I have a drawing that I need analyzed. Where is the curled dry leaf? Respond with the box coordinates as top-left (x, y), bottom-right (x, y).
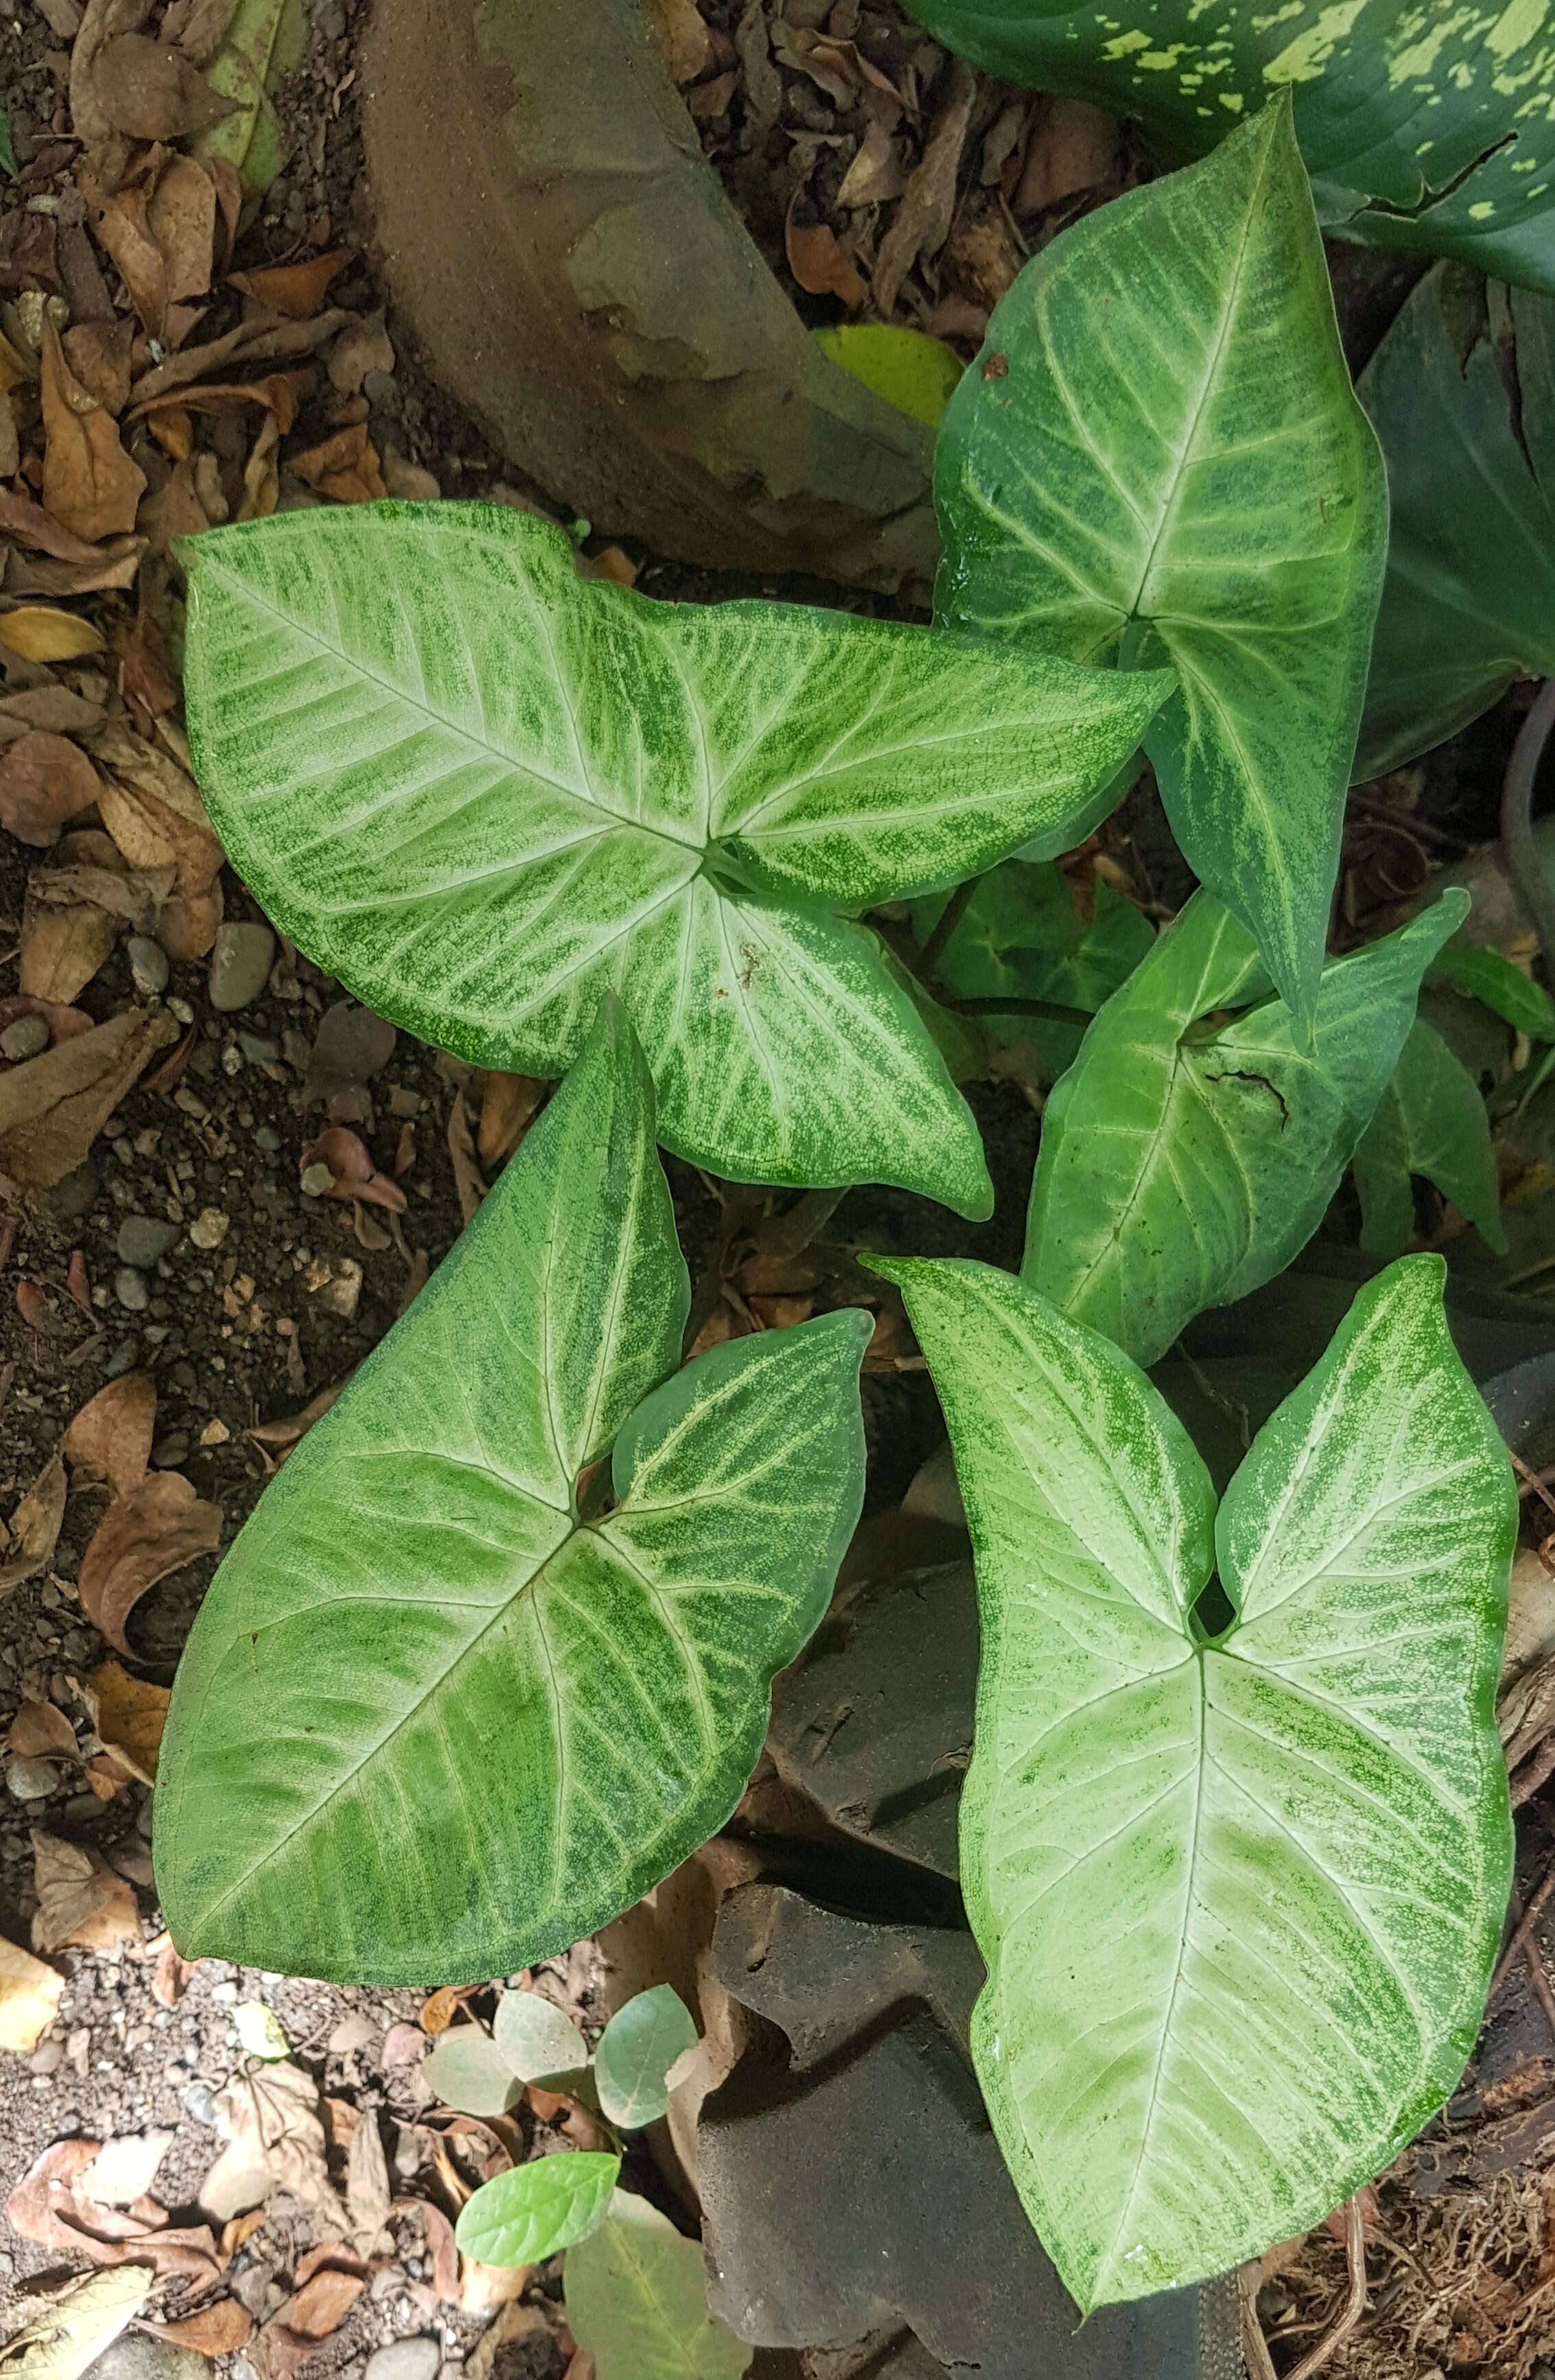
top-left (30, 1831), bottom-right (141, 1956)
top-left (142, 2299), bottom-right (254, 2359)
top-left (8, 1697), bottom-right (77, 1759)
top-left (0, 732), bottom-right (103, 849)
top-left (246, 1372), bottom-right (352, 1452)
top-left (93, 720), bottom-right (224, 959)
top-left (288, 423), bottom-right (386, 504)
top-left (78, 1471), bottom-right (222, 1658)
top-left (1, 688), bottom-right (106, 734)
top-left (446, 1092), bottom-right (486, 1226)
top-left (872, 59), bottom-right (978, 318)
top-left (62, 320), bottom-right (136, 416)
top-left (0, 1007), bottom-right (178, 1186)
top-left (69, 0), bottom-right (158, 147)
top-left (199, 2060), bottom-right (346, 2227)
top-left (41, 322), bottom-right (147, 546)
top-left (300, 1126), bottom-right (407, 1212)
top-left (0, 1450), bottom-right (67, 1597)
top-left (147, 154), bottom-right (219, 305)
top-left (84, 1660), bottom-right (170, 1786)
top-left (18, 891), bottom-right (119, 1006)
top-left (0, 489), bottom-right (112, 563)
top-left (649, 0), bottom-right (711, 80)
top-left (784, 198), bottom-right (867, 307)
top-left (0, 608), bottom-right (108, 662)
top-left (7, 2138), bottom-right (221, 2281)
top-left (0, 1933), bottom-right (65, 2054)
top-left (7, 539), bottom-right (147, 601)
top-left (230, 248), bottom-right (350, 318)
top-left (150, 1932), bottom-right (196, 2008)
top-left (93, 34), bottom-right (234, 138)
top-left (0, 2264), bottom-right (154, 2380)
top-left (64, 1371), bottom-right (156, 1498)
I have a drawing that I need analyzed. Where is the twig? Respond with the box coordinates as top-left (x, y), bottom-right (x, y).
top-left (942, 994), bottom-right (1095, 1028)
top-left (1525, 1930), bottom-right (1555, 2038)
top-left (1283, 2196), bottom-right (1367, 2380)
top-left (1512, 1449), bottom-right (1555, 1530)
top-left (1490, 1848), bottom-right (1555, 1999)
top-left (1512, 1734), bottom-right (1555, 1811)
top-left (1239, 2264), bottom-right (1280, 2380)
top-left (1347, 789), bottom-right (1467, 850)
top-left (1501, 677), bottom-right (1555, 980)
top-left (919, 876), bottom-right (978, 976)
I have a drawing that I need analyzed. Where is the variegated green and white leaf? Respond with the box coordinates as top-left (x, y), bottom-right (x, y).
top-left (179, 501), bottom-right (1169, 1216)
top-left (154, 1005), bottom-right (870, 1985)
top-left (1022, 889), bottom-right (1467, 1366)
top-left (870, 1253), bottom-right (1513, 2308)
top-left (934, 97), bottom-right (1386, 1026)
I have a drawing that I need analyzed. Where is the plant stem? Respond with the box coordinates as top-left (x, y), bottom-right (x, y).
top-left (1501, 677), bottom-right (1555, 978)
top-left (1283, 2196), bottom-right (1366, 2380)
top-left (943, 994), bottom-right (1094, 1029)
top-left (918, 876), bottom-right (978, 977)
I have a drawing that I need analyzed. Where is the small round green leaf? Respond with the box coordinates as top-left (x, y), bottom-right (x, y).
top-left (593, 1987), bottom-right (697, 2130)
top-left (454, 2152), bottom-right (620, 2266)
top-left (422, 2028), bottom-right (522, 2120)
top-left (566, 2190), bottom-right (749, 2379)
top-left (492, 1989), bottom-right (588, 2083)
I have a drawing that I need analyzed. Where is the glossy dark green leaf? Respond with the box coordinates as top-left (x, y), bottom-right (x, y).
top-left (911, 860), bottom-right (1153, 1074)
top-left (901, 0), bottom-right (1555, 287)
top-left (935, 97), bottom-right (1386, 1025)
top-left (1357, 267), bottom-right (1555, 776)
top-left (1023, 889), bottom-right (1467, 1365)
top-left (1353, 1018), bottom-right (1507, 1258)
top-left (154, 1005), bottom-right (871, 1985)
top-left (455, 2153), bottom-right (620, 2265)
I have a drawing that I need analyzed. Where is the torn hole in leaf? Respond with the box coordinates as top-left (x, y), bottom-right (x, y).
top-left (1190, 1574), bottom-right (1236, 1644)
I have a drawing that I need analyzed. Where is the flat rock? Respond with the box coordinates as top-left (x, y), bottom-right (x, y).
top-left (208, 921), bottom-right (276, 1012)
top-left (365, 2339), bottom-right (442, 2380)
top-left (84, 2335), bottom-right (210, 2380)
top-left (127, 935), bottom-right (169, 996)
top-left (699, 1884), bottom-right (1234, 2378)
top-left (116, 1215), bottom-right (179, 1269)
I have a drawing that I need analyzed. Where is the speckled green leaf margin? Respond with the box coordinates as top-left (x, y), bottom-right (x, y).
top-left (177, 500), bottom-right (1170, 1218)
top-left (1023, 889), bottom-right (1468, 1366)
top-left (935, 96), bottom-right (1386, 1029)
top-left (867, 1251), bottom-right (1513, 2308)
top-left (154, 1005), bottom-right (871, 1986)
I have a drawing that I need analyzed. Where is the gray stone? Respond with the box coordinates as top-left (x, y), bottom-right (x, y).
top-left (105, 1337), bottom-right (141, 1379)
top-left (117, 1216), bottom-right (179, 1270)
top-left (0, 1013), bottom-right (49, 1061)
top-left (208, 922), bottom-right (276, 1012)
top-left (29, 2038), bottom-right (62, 2074)
top-left (180, 2082), bottom-right (217, 2125)
top-left (84, 2331), bottom-right (210, 2380)
top-left (6, 1757), bottom-right (60, 1800)
top-left (127, 937), bottom-right (170, 997)
top-left (113, 1266), bottom-right (150, 1313)
top-left (189, 1207), bottom-right (230, 1250)
top-left (364, 2340), bottom-right (442, 2380)
top-left (254, 1125), bottom-right (283, 1154)
top-left (238, 1032), bottom-right (282, 1063)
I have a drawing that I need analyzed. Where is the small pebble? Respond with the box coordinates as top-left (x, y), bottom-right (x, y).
top-left (254, 1125), bottom-right (283, 1154)
top-left (0, 1013), bottom-right (49, 1061)
top-left (105, 1336), bottom-right (141, 1379)
top-left (239, 1032), bottom-right (282, 1063)
top-left (365, 2340), bottom-right (442, 2380)
top-left (182, 2082), bottom-right (217, 2125)
top-left (127, 936), bottom-right (169, 996)
top-left (29, 2039), bottom-right (62, 2075)
top-left (113, 1266), bottom-right (150, 1313)
top-left (208, 921), bottom-right (276, 1013)
top-left (189, 1207), bottom-right (230, 1250)
top-left (167, 996), bottom-right (195, 1026)
top-left (6, 1757), bottom-right (60, 1801)
top-left (117, 1216), bottom-right (179, 1269)
top-left (299, 1163), bottom-right (334, 1197)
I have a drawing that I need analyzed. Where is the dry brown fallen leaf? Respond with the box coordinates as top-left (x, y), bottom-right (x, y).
top-left (328, 311), bottom-right (394, 398)
top-left (92, 32), bottom-right (233, 138)
top-left (6, 538), bottom-right (146, 601)
top-left (345, 2108), bottom-right (392, 2248)
top-left (0, 1450), bottom-right (67, 1598)
top-left (200, 2060), bottom-right (346, 2227)
top-left (78, 1471), bottom-right (222, 1658)
top-left (30, 1830), bottom-right (140, 1956)
top-left (0, 2263), bottom-right (154, 2380)
top-left (477, 1073), bottom-right (544, 1170)
top-left (8, 1696), bottom-right (77, 1759)
top-left (300, 1125), bottom-right (407, 1214)
top-left (40, 320), bottom-right (147, 546)
top-left (0, 1006), bottom-right (178, 1186)
top-left (63, 319), bottom-right (136, 416)
top-left (8, 2137), bottom-right (221, 2281)
top-left (64, 1370), bottom-right (156, 1498)
top-left (230, 248), bottom-right (351, 319)
top-left (82, 1660), bottom-right (169, 1786)
top-left (141, 2299), bottom-right (254, 2359)
top-left (0, 731), bottom-right (102, 849)
top-left (0, 608), bottom-right (108, 662)
top-left (0, 1933), bottom-right (64, 2053)
top-left (93, 720), bottom-right (224, 960)
top-left (289, 422), bottom-right (386, 504)
top-left (446, 1092), bottom-right (486, 1226)
top-left (784, 197), bottom-right (866, 307)
top-left (0, 489), bottom-right (110, 562)
top-left (649, 0), bottom-right (711, 80)
top-left (18, 891), bottom-right (119, 1006)
top-left (872, 58), bottom-right (978, 318)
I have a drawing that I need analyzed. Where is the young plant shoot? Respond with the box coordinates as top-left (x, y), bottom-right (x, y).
top-left (175, 498), bottom-right (1168, 1218)
top-left (869, 1251), bottom-right (1515, 2307)
top-left (152, 1002), bottom-right (871, 1983)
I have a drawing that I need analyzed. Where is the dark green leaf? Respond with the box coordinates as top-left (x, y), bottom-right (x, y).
top-left (1434, 946), bottom-right (1555, 1043)
top-left (1353, 1017), bottom-right (1507, 1258)
top-left (911, 860), bottom-right (1153, 1073)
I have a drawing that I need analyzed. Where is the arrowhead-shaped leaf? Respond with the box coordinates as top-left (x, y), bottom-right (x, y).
top-left (869, 1252), bottom-right (1514, 2307)
top-left (934, 96), bottom-right (1386, 1025)
top-left (154, 1005), bottom-right (871, 1985)
top-left (1022, 889), bottom-right (1468, 1365)
top-left (1357, 267), bottom-right (1555, 776)
top-left (455, 2152), bottom-right (620, 2265)
top-left (593, 1986), bottom-right (697, 2130)
top-left (566, 2191), bottom-right (750, 2380)
top-left (1353, 1017), bottom-right (1506, 1260)
top-left (178, 500), bottom-right (1169, 1217)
